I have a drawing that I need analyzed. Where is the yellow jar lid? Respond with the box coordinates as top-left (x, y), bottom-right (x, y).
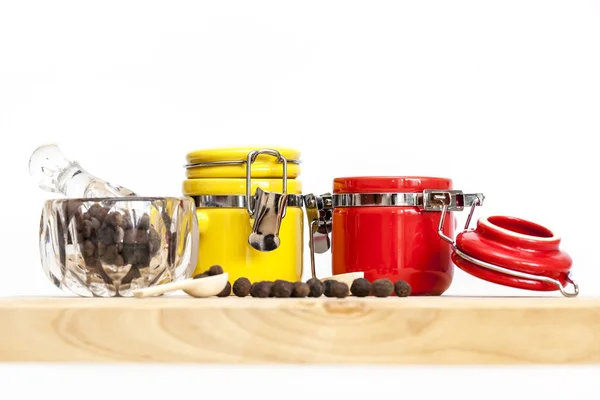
top-left (183, 178), bottom-right (303, 196)
top-left (185, 146), bottom-right (301, 179)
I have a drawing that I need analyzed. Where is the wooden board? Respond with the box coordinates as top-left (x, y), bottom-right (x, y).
top-left (1, 296), bottom-right (599, 364)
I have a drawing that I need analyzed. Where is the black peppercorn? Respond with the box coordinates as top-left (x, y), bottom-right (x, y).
top-left (88, 204), bottom-right (108, 223)
top-left (66, 200), bottom-right (83, 223)
top-left (135, 229), bottom-right (149, 245)
top-left (292, 282), bottom-right (310, 298)
top-left (323, 280), bottom-right (335, 297)
top-left (83, 220), bottom-right (94, 239)
top-left (83, 240), bottom-right (95, 257)
top-left (106, 211), bottom-right (123, 228)
top-left (233, 277), bottom-right (252, 297)
top-left (97, 242), bottom-right (106, 256)
top-left (97, 225), bottom-right (116, 245)
top-left (208, 265), bottom-right (224, 276)
top-left (123, 229), bottom-right (136, 245)
top-left (120, 212), bottom-right (132, 230)
top-left (350, 278), bottom-right (371, 297)
top-left (330, 281), bottom-right (349, 298)
top-left (306, 277), bottom-right (325, 297)
top-left (138, 214), bottom-right (151, 230)
top-left (132, 248), bottom-right (150, 265)
top-left (250, 281), bottom-right (273, 298)
top-left (114, 227), bottom-right (125, 244)
top-left (90, 217), bottom-right (101, 231)
top-left (394, 280), bottom-right (412, 297)
top-left (217, 281), bottom-right (231, 297)
top-left (101, 244), bottom-right (119, 264)
top-left (272, 280), bottom-right (294, 298)
top-left (371, 278), bottom-right (394, 297)
top-left (148, 228), bottom-right (160, 254)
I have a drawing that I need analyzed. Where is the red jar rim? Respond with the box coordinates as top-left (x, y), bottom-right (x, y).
top-left (333, 176), bottom-right (453, 194)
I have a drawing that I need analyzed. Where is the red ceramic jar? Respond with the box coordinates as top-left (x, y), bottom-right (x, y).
top-left (330, 176), bottom-right (456, 296)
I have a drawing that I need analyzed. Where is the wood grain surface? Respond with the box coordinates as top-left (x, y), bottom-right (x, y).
top-left (1, 296), bottom-right (599, 364)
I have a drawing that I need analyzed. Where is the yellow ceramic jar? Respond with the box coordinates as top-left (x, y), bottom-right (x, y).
top-left (183, 147), bottom-right (304, 284)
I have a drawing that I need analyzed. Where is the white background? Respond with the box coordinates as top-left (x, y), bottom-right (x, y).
top-left (1, 0), bottom-right (599, 398)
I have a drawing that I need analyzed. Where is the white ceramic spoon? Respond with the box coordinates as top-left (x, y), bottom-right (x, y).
top-left (320, 272), bottom-right (364, 287)
top-left (132, 273), bottom-right (229, 298)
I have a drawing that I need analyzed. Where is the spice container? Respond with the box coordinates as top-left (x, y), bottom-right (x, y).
top-left (183, 147), bottom-right (304, 284)
top-left (39, 197), bottom-right (198, 297)
top-left (304, 176), bottom-right (578, 297)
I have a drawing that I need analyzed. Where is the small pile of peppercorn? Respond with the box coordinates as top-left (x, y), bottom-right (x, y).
top-left (193, 267), bottom-right (412, 298)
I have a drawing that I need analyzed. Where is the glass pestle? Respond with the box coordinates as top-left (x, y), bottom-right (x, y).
top-left (29, 144), bottom-right (137, 198)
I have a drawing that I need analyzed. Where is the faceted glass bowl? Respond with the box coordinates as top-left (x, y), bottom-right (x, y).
top-left (39, 197), bottom-right (198, 297)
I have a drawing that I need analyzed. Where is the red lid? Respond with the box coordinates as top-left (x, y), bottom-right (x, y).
top-left (452, 215), bottom-right (577, 296)
top-left (333, 176), bottom-right (452, 194)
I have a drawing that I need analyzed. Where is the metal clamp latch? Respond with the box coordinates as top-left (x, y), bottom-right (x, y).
top-left (246, 149), bottom-right (289, 252)
top-left (303, 193), bottom-right (333, 278)
top-left (423, 190), bottom-right (485, 212)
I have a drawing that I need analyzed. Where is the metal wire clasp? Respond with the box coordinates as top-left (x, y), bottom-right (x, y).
top-left (245, 149), bottom-right (288, 216)
top-left (303, 193), bottom-right (333, 278)
top-left (434, 191), bottom-right (579, 298)
top-left (245, 149), bottom-right (289, 252)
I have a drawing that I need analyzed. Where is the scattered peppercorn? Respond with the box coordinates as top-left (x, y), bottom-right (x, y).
top-left (394, 280), bottom-right (412, 297)
top-left (250, 281), bottom-right (273, 298)
top-left (208, 265), bottom-right (224, 276)
top-left (371, 278), bottom-right (394, 297)
top-left (306, 277), bottom-right (325, 297)
top-left (217, 281), bottom-right (231, 297)
top-left (323, 280), bottom-right (336, 297)
top-left (350, 278), bottom-right (371, 297)
top-left (272, 280), bottom-right (294, 298)
top-left (330, 281), bottom-right (349, 298)
top-left (292, 282), bottom-right (310, 298)
top-left (233, 277), bottom-right (252, 297)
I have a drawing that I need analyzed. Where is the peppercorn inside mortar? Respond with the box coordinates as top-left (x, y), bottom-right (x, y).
top-left (40, 197), bottom-right (198, 297)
